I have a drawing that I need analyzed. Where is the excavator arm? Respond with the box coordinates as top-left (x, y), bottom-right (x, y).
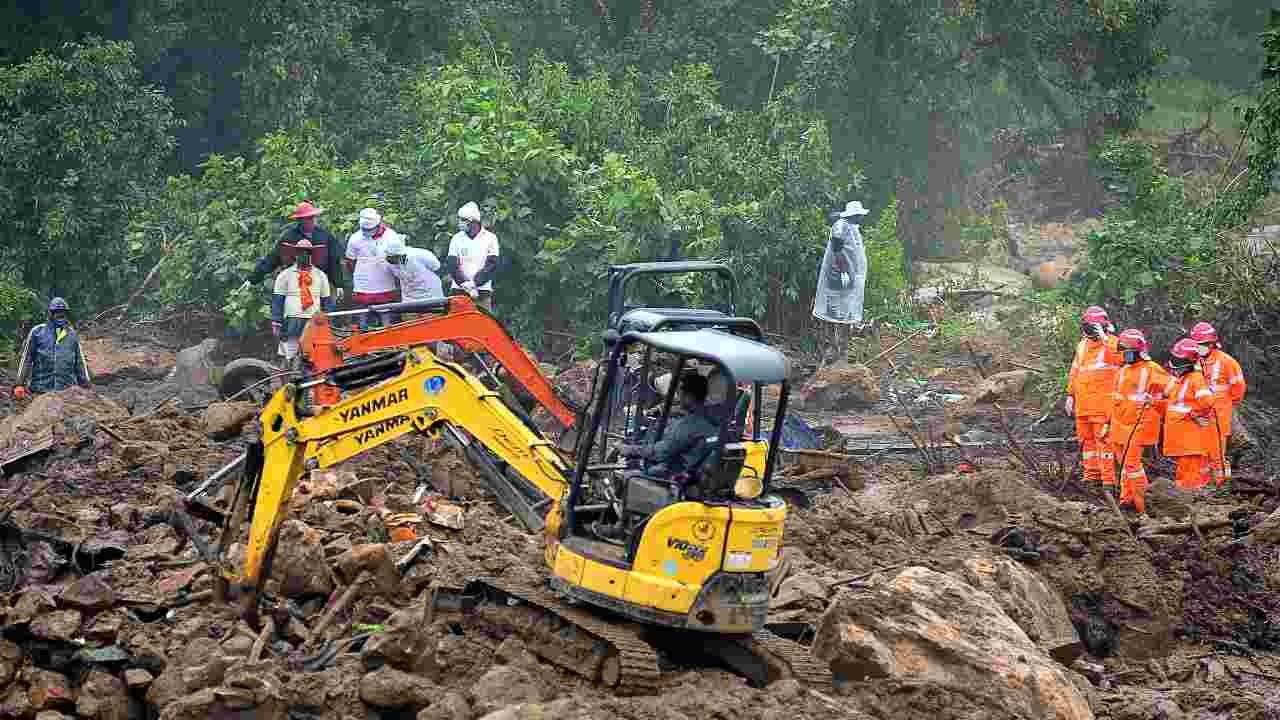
top-left (300, 295), bottom-right (579, 429)
top-left (215, 346), bottom-right (572, 616)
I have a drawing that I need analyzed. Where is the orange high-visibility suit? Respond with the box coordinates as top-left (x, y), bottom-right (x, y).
top-left (1201, 348), bottom-right (1245, 486)
top-left (1161, 370), bottom-right (1216, 491)
top-left (1068, 335), bottom-right (1121, 486)
top-left (1110, 360), bottom-right (1169, 513)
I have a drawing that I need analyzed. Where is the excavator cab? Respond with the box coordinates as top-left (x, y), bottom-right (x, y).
top-left (548, 329), bottom-right (790, 638)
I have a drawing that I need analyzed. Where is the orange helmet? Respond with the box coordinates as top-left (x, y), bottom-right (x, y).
top-left (1188, 321), bottom-right (1217, 344)
top-left (1117, 329), bottom-right (1149, 353)
top-left (1081, 306), bottom-right (1109, 324)
top-left (1170, 338), bottom-right (1202, 361)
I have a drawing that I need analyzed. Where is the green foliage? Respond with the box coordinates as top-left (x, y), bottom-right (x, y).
top-left (0, 271), bottom-right (36, 359)
top-left (862, 197), bottom-right (908, 322)
top-left (0, 39), bottom-right (177, 308)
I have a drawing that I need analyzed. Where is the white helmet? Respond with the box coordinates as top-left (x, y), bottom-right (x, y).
top-left (381, 236), bottom-right (406, 256)
top-left (358, 208), bottom-right (381, 230)
top-left (457, 201), bottom-right (482, 223)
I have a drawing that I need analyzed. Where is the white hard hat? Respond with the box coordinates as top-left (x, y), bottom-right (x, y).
top-left (457, 201), bottom-right (482, 223)
top-left (381, 236), bottom-right (406, 256)
top-left (358, 208), bottom-right (382, 229)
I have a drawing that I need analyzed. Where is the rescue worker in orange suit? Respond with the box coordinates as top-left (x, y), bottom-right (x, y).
top-left (1187, 321), bottom-right (1245, 487)
top-left (1162, 339), bottom-right (1218, 491)
top-left (1066, 306), bottom-right (1122, 491)
top-left (1109, 330), bottom-right (1169, 514)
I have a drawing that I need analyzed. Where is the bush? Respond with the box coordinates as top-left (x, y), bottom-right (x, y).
top-left (863, 196), bottom-right (908, 323)
top-left (0, 272), bottom-right (36, 360)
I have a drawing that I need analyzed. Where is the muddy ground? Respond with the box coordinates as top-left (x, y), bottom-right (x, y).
top-left (0, 325), bottom-right (1276, 720)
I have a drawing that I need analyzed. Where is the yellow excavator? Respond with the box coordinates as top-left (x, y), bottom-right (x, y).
top-left (212, 326), bottom-right (827, 690)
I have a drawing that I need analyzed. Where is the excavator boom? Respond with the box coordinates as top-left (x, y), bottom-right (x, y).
top-left (300, 295), bottom-right (579, 429)
top-left (216, 346), bottom-right (572, 610)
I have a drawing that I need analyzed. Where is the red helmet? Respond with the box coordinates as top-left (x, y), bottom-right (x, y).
top-left (1081, 306), bottom-right (1109, 324)
top-left (1188, 321), bottom-right (1217, 344)
top-left (1170, 338), bottom-right (1202, 361)
top-left (1117, 329), bottom-right (1149, 353)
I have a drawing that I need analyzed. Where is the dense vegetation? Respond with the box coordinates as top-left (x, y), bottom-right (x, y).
top-left (0, 0), bottom-right (1273, 356)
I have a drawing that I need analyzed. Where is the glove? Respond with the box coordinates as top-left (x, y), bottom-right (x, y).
top-left (1064, 396), bottom-right (1074, 416)
top-left (336, 287), bottom-right (345, 302)
top-left (841, 272), bottom-right (851, 288)
top-left (1194, 416), bottom-right (1211, 427)
top-left (13, 386), bottom-right (28, 400)
top-left (271, 322), bottom-right (282, 338)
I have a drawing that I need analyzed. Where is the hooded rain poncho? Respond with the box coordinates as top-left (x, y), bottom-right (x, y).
top-left (812, 218), bottom-right (867, 324)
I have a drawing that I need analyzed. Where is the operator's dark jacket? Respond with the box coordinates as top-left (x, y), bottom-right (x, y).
top-left (16, 322), bottom-right (91, 393)
top-left (250, 223), bottom-right (345, 289)
top-left (648, 402), bottom-right (721, 473)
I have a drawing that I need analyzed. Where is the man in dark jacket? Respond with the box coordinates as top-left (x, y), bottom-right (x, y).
top-left (14, 297), bottom-right (91, 398)
top-left (621, 373), bottom-right (721, 474)
top-left (249, 201), bottom-right (345, 298)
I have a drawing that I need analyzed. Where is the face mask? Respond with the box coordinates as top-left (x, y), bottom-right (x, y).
top-left (457, 221), bottom-right (469, 234)
top-left (1123, 350), bottom-right (1140, 364)
top-left (298, 255), bottom-right (312, 268)
top-left (51, 317), bottom-right (67, 328)
top-left (1169, 361), bottom-right (1191, 376)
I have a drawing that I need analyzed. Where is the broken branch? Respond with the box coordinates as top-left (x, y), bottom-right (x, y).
top-left (308, 571), bottom-right (371, 646)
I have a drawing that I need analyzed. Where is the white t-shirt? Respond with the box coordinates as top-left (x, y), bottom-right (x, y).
top-left (391, 246), bottom-right (443, 301)
top-left (273, 266), bottom-right (332, 318)
top-left (346, 229), bottom-right (399, 294)
top-left (446, 228), bottom-right (500, 291)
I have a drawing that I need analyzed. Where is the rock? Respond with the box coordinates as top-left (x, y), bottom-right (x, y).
top-left (476, 700), bottom-right (577, 720)
top-left (75, 670), bottom-right (129, 720)
top-left (813, 566), bottom-right (1093, 720)
top-left (334, 543), bottom-right (401, 597)
top-left (418, 691), bottom-right (471, 720)
top-left (27, 669), bottom-right (74, 710)
top-left (801, 365), bottom-right (880, 410)
top-left (1246, 505), bottom-right (1280, 546)
top-left (974, 370), bottom-right (1031, 403)
top-left (770, 573), bottom-right (828, 609)
top-left (145, 638), bottom-right (227, 711)
top-left (35, 711), bottom-right (70, 720)
top-left (85, 608), bottom-right (127, 643)
top-left (1, 684), bottom-right (33, 718)
top-left (469, 665), bottom-right (547, 716)
top-left (956, 557), bottom-right (1082, 663)
top-left (359, 666), bottom-right (437, 708)
top-left (156, 688), bottom-right (218, 720)
top-left (221, 633), bottom-right (254, 657)
top-left (0, 639), bottom-right (23, 688)
top-left (270, 519), bottom-right (335, 597)
top-left (171, 339), bottom-right (221, 404)
top-left (363, 606), bottom-right (438, 674)
top-left (494, 637), bottom-right (540, 668)
top-left (60, 573), bottom-right (117, 611)
top-left (1033, 260), bottom-right (1071, 290)
top-left (201, 401), bottom-right (260, 440)
top-left (124, 669), bottom-right (154, 689)
top-left (10, 588), bottom-right (58, 624)
top-left (31, 609), bottom-right (82, 642)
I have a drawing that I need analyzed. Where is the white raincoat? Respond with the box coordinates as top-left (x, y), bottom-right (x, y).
top-left (812, 217), bottom-right (867, 324)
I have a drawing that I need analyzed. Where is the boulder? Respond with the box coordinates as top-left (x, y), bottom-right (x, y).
top-left (27, 669), bottom-right (74, 711)
top-left (60, 573), bottom-right (117, 611)
top-left (770, 573), bottom-right (829, 610)
top-left (269, 520), bottom-right (335, 597)
top-left (170, 339), bottom-right (221, 404)
top-left (0, 639), bottom-right (23, 688)
top-left (955, 558), bottom-right (1082, 664)
top-left (469, 665), bottom-right (548, 716)
top-left (145, 638), bottom-right (227, 711)
top-left (802, 365), bottom-right (880, 410)
top-left (813, 566), bottom-right (1093, 720)
top-left (359, 667), bottom-right (438, 709)
top-left (363, 606), bottom-right (438, 674)
top-left (9, 588), bottom-right (57, 625)
top-left (1032, 260), bottom-right (1071, 290)
top-left (124, 669), bottom-right (154, 689)
top-left (35, 712), bottom-right (70, 720)
top-left (201, 402), bottom-right (260, 440)
top-left (31, 609), bottom-right (82, 642)
top-left (75, 670), bottom-right (129, 720)
top-left (418, 691), bottom-right (471, 720)
top-left (974, 370), bottom-right (1031, 403)
top-left (334, 543), bottom-right (401, 598)
top-left (85, 609), bottom-right (127, 643)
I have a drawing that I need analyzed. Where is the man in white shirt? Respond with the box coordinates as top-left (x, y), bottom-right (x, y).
top-left (271, 239), bottom-right (334, 366)
top-left (383, 236), bottom-right (443, 304)
top-left (345, 208), bottom-right (402, 330)
top-left (443, 201), bottom-right (499, 312)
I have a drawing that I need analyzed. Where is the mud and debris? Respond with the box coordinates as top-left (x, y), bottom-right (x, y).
top-left (0, 324), bottom-right (1276, 720)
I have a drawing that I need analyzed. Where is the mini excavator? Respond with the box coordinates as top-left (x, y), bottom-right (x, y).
top-left (212, 327), bottom-right (831, 691)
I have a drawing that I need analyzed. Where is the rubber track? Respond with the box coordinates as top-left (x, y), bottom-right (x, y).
top-left (746, 628), bottom-right (835, 691)
top-left (480, 577), bottom-right (663, 693)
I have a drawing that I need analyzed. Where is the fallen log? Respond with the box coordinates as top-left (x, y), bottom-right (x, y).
top-left (308, 570), bottom-right (371, 646)
top-left (1137, 517), bottom-right (1232, 538)
top-left (248, 615), bottom-right (276, 663)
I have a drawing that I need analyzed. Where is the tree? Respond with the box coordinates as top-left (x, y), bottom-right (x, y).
top-left (0, 39), bottom-right (176, 308)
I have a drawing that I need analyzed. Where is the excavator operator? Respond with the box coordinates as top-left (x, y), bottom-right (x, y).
top-left (620, 372), bottom-right (720, 475)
